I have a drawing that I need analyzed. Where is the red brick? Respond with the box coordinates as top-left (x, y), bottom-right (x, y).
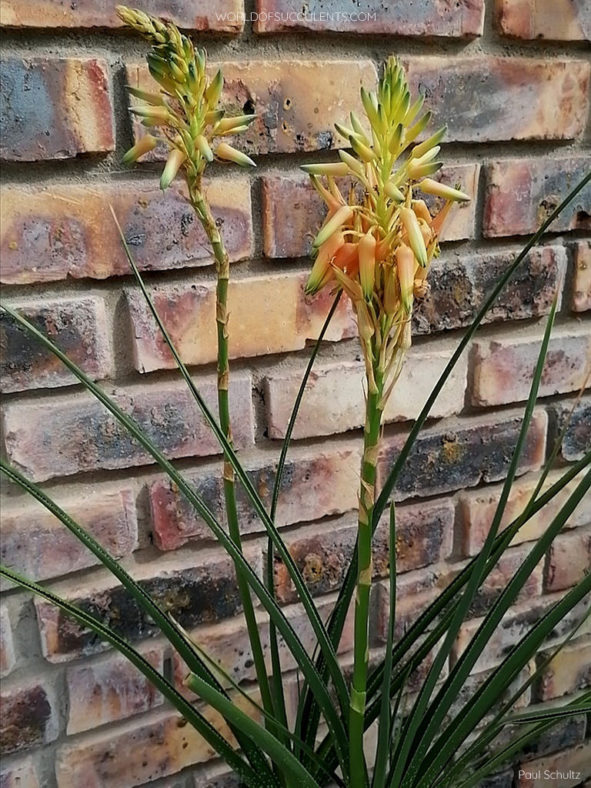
top-left (0, 757), bottom-right (39, 788)
top-left (573, 240), bottom-right (591, 313)
top-left (483, 158), bottom-right (591, 237)
top-left (545, 526), bottom-right (591, 593)
top-left (516, 742), bottom-right (591, 787)
top-left (0, 487), bottom-right (137, 586)
top-left (0, 606), bottom-right (15, 678)
top-left (537, 638), bottom-right (591, 701)
top-left (149, 444), bottom-right (361, 550)
top-left (262, 164), bottom-right (479, 259)
top-left (459, 469), bottom-right (590, 556)
top-left (414, 245), bottom-right (567, 335)
top-left (2, 375), bottom-right (254, 482)
top-left (378, 411), bottom-right (547, 501)
top-left (56, 699), bottom-right (257, 787)
top-left (126, 272), bottom-right (356, 372)
top-left (0, 0), bottom-right (244, 32)
top-left (0, 58), bottom-right (114, 161)
top-left (0, 297), bottom-right (112, 393)
top-left (264, 342), bottom-right (468, 440)
top-left (274, 499), bottom-right (454, 604)
top-left (128, 59), bottom-right (377, 156)
top-left (254, 0), bottom-right (484, 35)
top-left (67, 647), bottom-right (165, 734)
top-left (0, 179), bottom-right (253, 285)
top-left (0, 682), bottom-right (58, 755)
top-left (404, 57), bottom-right (590, 141)
top-left (495, 0), bottom-right (590, 40)
top-left (35, 548), bottom-right (261, 662)
top-left (471, 323), bottom-right (591, 407)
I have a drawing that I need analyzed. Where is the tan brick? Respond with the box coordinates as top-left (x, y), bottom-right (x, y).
top-left (0, 757), bottom-right (40, 788)
top-left (0, 58), bottom-right (114, 161)
top-left (67, 647), bottom-right (165, 734)
top-left (255, 0), bottom-right (484, 34)
top-left (0, 486), bottom-right (137, 587)
top-left (126, 271), bottom-right (356, 372)
top-left (2, 375), bottom-right (254, 482)
top-left (496, 0), bottom-right (590, 40)
top-left (516, 742), bottom-right (591, 787)
top-left (191, 763), bottom-right (242, 788)
top-left (0, 681), bottom-right (58, 755)
top-left (0, 606), bottom-right (15, 678)
top-left (459, 470), bottom-right (590, 556)
top-left (264, 342), bottom-right (468, 439)
top-left (35, 548), bottom-right (261, 662)
top-left (537, 637), bottom-right (591, 701)
top-left (149, 444), bottom-right (361, 550)
top-left (0, 296), bottom-right (113, 393)
top-left (483, 157), bottom-right (591, 237)
top-left (0, 0), bottom-right (244, 32)
top-left (573, 240), bottom-right (591, 313)
top-left (404, 57), bottom-right (590, 141)
top-left (0, 179), bottom-right (253, 285)
top-left (545, 525), bottom-right (591, 593)
top-left (262, 164), bottom-right (479, 259)
top-left (128, 59), bottom-right (377, 155)
top-left (471, 323), bottom-right (591, 407)
top-left (471, 545), bottom-right (544, 616)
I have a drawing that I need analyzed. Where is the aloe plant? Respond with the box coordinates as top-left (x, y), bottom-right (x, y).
top-left (1, 10), bottom-right (590, 787)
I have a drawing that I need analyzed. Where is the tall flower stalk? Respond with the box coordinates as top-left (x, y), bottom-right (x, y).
top-left (116, 5), bottom-right (276, 724)
top-left (302, 57), bottom-right (470, 784)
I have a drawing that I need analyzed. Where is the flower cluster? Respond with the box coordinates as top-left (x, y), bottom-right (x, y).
top-left (303, 57), bottom-right (469, 399)
top-left (116, 5), bottom-right (256, 189)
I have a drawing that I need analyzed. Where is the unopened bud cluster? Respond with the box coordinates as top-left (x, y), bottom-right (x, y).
top-left (303, 57), bottom-right (469, 399)
top-left (117, 5), bottom-right (256, 190)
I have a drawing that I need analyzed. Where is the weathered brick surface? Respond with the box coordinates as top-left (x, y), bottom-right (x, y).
top-left (545, 525), bottom-right (591, 593)
top-left (149, 444), bottom-right (361, 550)
top-left (483, 158), bottom-right (591, 237)
top-left (572, 240), bottom-right (591, 312)
top-left (255, 0), bottom-right (485, 35)
top-left (0, 606), bottom-right (15, 678)
top-left (549, 399), bottom-right (591, 462)
top-left (126, 272), bottom-right (356, 372)
top-left (378, 411), bottom-right (547, 501)
top-left (520, 714), bottom-right (587, 760)
top-left (460, 470), bottom-right (591, 556)
top-left (413, 245), bottom-right (567, 336)
top-left (264, 344), bottom-right (468, 439)
top-left (128, 60), bottom-right (377, 156)
top-left (191, 764), bottom-right (243, 788)
top-left (0, 297), bottom-right (112, 392)
top-left (495, 0), bottom-right (591, 40)
top-left (0, 0), bottom-right (244, 32)
top-left (470, 545), bottom-right (543, 616)
top-left (2, 375), bottom-right (254, 482)
top-left (274, 499), bottom-right (454, 603)
top-left (66, 647), bottom-right (165, 734)
top-left (0, 487), bottom-right (137, 587)
top-left (537, 637), bottom-right (591, 701)
top-left (262, 164), bottom-right (479, 259)
top-left (404, 57), bottom-right (590, 141)
top-left (0, 179), bottom-right (253, 285)
top-left (35, 549), bottom-right (260, 661)
top-left (516, 742), bottom-right (591, 787)
top-left (0, 58), bottom-right (114, 161)
top-left (0, 682), bottom-right (58, 755)
top-left (0, 757), bottom-right (40, 788)
top-left (471, 323), bottom-right (591, 407)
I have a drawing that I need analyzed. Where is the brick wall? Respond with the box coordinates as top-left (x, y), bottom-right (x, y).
top-left (1, 2), bottom-right (590, 786)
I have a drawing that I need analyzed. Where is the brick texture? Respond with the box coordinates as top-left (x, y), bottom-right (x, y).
top-left (572, 240), bottom-right (591, 312)
top-left (0, 682), bottom-right (58, 755)
top-left (0, 58), bottom-right (114, 161)
top-left (550, 399), bottom-right (591, 462)
top-left (0, 758), bottom-right (40, 788)
top-left (483, 158), bottom-right (591, 238)
top-left (495, 0), bottom-right (591, 41)
top-left (516, 742), bottom-right (591, 787)
top-left (2, 375), bottom-right (254, 481)
top-left (537, 638), bottom-right (591, 701)
top-left (0, 606), bottom-right (15, 678)
top-left (0, 179), bottom-right (253, 285)
top-left (545, 525), bottom-right (591, 593)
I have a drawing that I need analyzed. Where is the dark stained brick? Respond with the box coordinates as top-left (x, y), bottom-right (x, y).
top-left (0, 683), bottom-right (57, 755)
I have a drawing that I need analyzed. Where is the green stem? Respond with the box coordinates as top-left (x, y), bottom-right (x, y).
top-left (350, 352), bottom-right (384, 788)
top-left (189, 181), bottom-right (276, 730)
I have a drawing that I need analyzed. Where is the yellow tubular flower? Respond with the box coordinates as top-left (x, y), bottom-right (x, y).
top-left (359, 232), bottom-right (377, 300)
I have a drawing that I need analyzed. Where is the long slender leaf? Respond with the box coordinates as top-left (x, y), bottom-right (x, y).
top-left (0, 303), bottom-right (350, 777)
